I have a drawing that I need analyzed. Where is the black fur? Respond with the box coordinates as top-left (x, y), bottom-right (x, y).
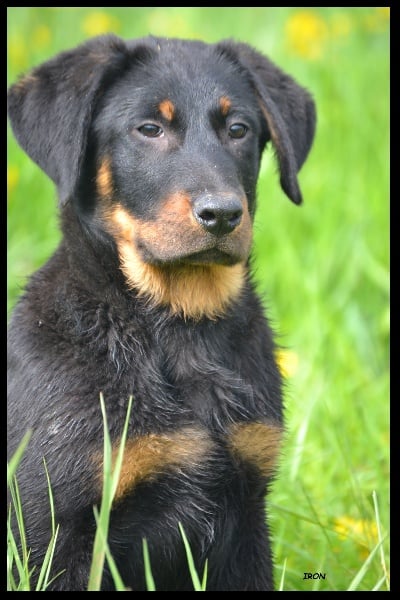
top-left (7, 35), bottom-right (315, 591)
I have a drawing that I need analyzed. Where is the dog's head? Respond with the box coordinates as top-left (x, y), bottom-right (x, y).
top-left (8, 35), bottom-right (316, 318)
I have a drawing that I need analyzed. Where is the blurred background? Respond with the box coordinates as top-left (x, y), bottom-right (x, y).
top-left (7, 7), bottom-right (389, 591)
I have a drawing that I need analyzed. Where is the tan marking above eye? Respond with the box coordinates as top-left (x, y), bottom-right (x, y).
top-left (220, 96), bottom-right (232, 117)
top-left (98, 427), bottom-right (213, 502)
top-left (158, 99), bottom-right (175, 121)
top-left (228, 421), bottom-right (283, 477)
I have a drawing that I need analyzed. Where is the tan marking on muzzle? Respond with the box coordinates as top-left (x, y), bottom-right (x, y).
top-left (102, 203), bottom-right (248, 320)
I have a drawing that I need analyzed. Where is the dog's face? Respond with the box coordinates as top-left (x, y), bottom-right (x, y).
top-left (8, 35), bottom-right (315, 318)
top-left (91, 45), bottom-right (265, 268)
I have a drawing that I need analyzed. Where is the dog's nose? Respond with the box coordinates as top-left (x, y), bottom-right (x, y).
top-left (193, 194), bottom-right (243, 236)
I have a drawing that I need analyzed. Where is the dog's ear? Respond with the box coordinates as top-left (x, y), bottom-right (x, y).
top-left (8, 35), bottom-right (132, 206)
top-left (217, 41), bottom-right (316, 205)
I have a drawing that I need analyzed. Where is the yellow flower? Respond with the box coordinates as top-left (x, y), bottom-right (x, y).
top-left (32, 25), bottom-right (51, 49)
top-left (7, 165), bottom-right (19, 197)
top-left (8, 34), bottom-right (29, 71)
top-left (285, 11), bottom-right (329, 60)
top-left (334, 516), bottom-right (378, 559)
top-left (363, 7), bottom-right (390, 33)
top-left (82, 12), bottom-right (120, 37)
top-left (275, 349), bottom-right (299, 378)
top-left (377, 7), bottom-right (390, 20)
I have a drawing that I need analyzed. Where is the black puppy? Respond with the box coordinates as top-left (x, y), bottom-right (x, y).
top-left (7, 35), bottom-right (315, 591)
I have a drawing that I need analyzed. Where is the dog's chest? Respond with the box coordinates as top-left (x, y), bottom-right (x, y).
top-left (106, 326), bottom-right (282, 505)
top-left (82, 302), bottom-right (274, 430)
top-left (97, 317), bottom-right (281, 483)
top-left (153, 320), bottom-right (257, 427)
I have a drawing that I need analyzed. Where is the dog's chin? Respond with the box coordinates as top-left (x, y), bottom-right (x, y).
top-left (149, 248), bottom-right (245, 268)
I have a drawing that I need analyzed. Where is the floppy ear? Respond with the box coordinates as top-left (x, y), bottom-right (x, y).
top-left (7, 35), bottom-right (129, 206)
top-left (217, 41), bottom-right (316, 205)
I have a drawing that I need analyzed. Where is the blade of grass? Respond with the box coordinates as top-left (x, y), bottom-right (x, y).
top-left (178, 522), bottom-right (207, 591)
top-left (87, 394), bottom-right (132, 591)
top-left (87, 394), bottom-right (115, 590)
top-left (7, 503), bottom-right (30, 591)
top-left (142, 538), bottom-right (156, 591)
top-left (201, 559), bottom-right (208, 591)
top-left (8, 475), bottom-right (30, 589)
top-left (108, 395), bottom-right (133, 502)
top-left (7, 432), bottom-right (34, 590)
top-left (372, 490), bottom-right (390, 591)
top-left (35, 525), bottom-right (61, 591)
top-left (278, 557), bottom-right (287, 591)
top-left (347, 536), bottom-right (388, 591)
top-left (92, 506), bottom-right (127, 591)
top-left (269, 502), bottom-right (331, 528)
top-left (7, 431), bottom-right (31, 484)
top-left (372, 574), bottom-right (389, 591)
top-left (36, 459), bottom-right (63, 590)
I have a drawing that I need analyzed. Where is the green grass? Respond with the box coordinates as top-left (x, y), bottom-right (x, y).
top-left (87, 394), bottom-right (132, 591)
top-left (7, 7), bottom-right (389, 591)
top-left (8, 438), bottom-right (61, 591)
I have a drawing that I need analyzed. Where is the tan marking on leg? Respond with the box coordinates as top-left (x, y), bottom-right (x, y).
top-left (158, 99), bottom-right (175, 121)
top-left (96, 157), bottom-right (113, 199)
top-left (98, 427), bottom-right (213, 502)
top-left (228, 421), bottom-right (283, 477)
top-left (219, 96), bottom-right (232, 116)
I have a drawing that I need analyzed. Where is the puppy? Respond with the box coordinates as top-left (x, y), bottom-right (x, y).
top-left (7, 35), bottom-right (315, 590)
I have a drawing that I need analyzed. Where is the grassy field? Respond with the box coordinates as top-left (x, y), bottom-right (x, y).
top-left (7, 7), bottom-right (390, 591)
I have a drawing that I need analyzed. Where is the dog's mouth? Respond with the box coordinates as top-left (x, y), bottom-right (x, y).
top-left (148, 247), bottom-right (242, 267)
top-left (136, 235), bottom-right (250, 267)
top-left (183, 248), bottom-right (241, 266)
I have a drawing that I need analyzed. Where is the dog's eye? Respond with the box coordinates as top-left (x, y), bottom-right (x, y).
top-left (137, 124), bottom-right (163, 138)
top-left (229, 123), bottom-right (248, 139)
